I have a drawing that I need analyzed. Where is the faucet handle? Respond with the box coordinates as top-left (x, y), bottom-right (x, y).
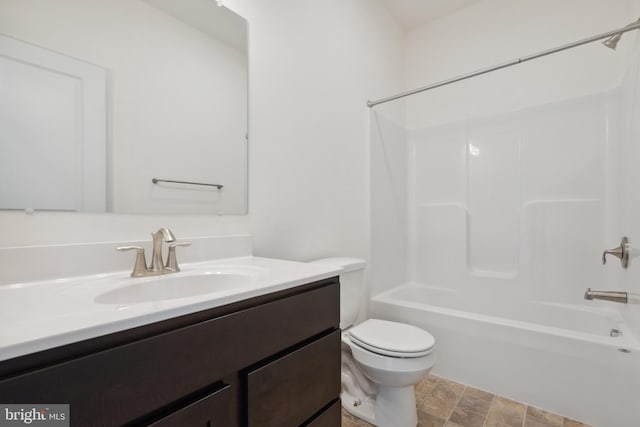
top-left (602, 237), bottom-right (630, 268)
top-left (116, 246), bottom-right (148, 277)
top-left (166, 242), bottom-right (191, 272)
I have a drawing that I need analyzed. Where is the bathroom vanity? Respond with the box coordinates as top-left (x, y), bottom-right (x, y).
top-left (0, 259), bottom-right (341, 427)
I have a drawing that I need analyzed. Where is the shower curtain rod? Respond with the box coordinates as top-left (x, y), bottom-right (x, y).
top-left (367, 20), bottom-right (640, 108)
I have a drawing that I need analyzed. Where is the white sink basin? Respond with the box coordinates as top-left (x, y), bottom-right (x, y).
top-left (95, 272), bottom-right (255, 304)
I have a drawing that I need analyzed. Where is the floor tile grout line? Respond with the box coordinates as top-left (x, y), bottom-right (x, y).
top-left (482, 394), bottom-right (496, 427)
top-left (481, 394), bottom-right (496, 427)
top-left (426, 375), bottom-right (463, 423)
top-left (452, 387), bottom-right (494, 427)
top-left (446, 383), bottom-right (467, 421)
top-left (435, 378), bottom-right (501, 427)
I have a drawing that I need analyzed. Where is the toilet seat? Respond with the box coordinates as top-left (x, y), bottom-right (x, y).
top-left (348, 319), bottom-right (435, 358)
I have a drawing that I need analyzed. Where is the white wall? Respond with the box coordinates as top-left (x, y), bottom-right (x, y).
top-left (223, 0), bottom-right (405, 262)
top-left (405, 0), bottom-right (638, 129)
top-left (0, 0), bottom-right (247, 215)
top-left (0, 0), bottom-right (404, 273)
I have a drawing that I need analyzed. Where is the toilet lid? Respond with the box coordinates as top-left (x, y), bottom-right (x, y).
top-left (348, 319), bottom-right (435, 358)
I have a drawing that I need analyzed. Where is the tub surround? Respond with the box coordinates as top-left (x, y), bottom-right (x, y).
top-left (369, 63), bottom-right (640, 427)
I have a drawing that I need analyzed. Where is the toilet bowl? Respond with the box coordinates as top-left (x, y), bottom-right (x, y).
top-left (310, 258), bottom-right (436, 427)
top-left (342, 319), bottom-right (435, 427)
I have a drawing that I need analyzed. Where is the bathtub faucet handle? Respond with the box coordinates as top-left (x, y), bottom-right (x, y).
top-left (602, 237), bottom-right (630, 269)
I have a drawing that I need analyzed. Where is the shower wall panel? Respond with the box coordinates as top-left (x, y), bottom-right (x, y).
top-left (467, 121), bottom-right (520, 276)
top-left (409, 93), bottom-right (610, 303)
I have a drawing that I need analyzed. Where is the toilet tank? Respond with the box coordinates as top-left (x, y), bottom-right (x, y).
top-left (310, 257), bottom-right (366, 329)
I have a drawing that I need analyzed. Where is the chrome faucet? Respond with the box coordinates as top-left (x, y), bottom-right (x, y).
top-left (116, 228), bottom-right (191, 277)
top-left (584, 288), bottom-right (628, 304)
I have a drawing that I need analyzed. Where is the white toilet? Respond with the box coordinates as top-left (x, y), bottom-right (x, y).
top-left (311, 258), bottom-right (436, 427)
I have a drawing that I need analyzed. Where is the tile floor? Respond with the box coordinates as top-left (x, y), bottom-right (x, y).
top-left (341, 373), bottom-right (592, 427)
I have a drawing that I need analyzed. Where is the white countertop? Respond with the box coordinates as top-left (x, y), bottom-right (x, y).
top-left (0, 256), bottom-right (342, 362)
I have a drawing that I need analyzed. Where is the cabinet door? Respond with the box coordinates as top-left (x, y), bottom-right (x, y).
top-left (247, 331), bottom-right (340, 427)
top-left (305, 400), bottom-right (341, 427)
top-left (147, 384), bottom-right (232, 427)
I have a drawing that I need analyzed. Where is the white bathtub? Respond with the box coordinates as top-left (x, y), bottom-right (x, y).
top-left (370, 284), bottom-right (640, 427)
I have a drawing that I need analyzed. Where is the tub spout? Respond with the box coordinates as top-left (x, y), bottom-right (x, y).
top-left (584, 288), bottom-right (628, 303)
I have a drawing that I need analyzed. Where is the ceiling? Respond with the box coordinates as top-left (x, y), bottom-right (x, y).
top-left (380, 0), bottom-right (484, 30)
top-left (144, 0), bottom-right (247, 52)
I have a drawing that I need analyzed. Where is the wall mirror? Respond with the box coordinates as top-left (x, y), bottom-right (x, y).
top-left (0, 0), bottom-right (248, 215)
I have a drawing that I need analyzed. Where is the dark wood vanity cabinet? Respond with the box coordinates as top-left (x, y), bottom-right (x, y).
top-left (0, 278), bottom-right (341, 427)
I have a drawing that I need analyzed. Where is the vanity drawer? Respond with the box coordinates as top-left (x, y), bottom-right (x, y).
top-left (246, 330), bottom-right (341, 427)
top-left (0, 281), bottom-right (339, 427)
top-left (148, 384), bottom-right (232, 427)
